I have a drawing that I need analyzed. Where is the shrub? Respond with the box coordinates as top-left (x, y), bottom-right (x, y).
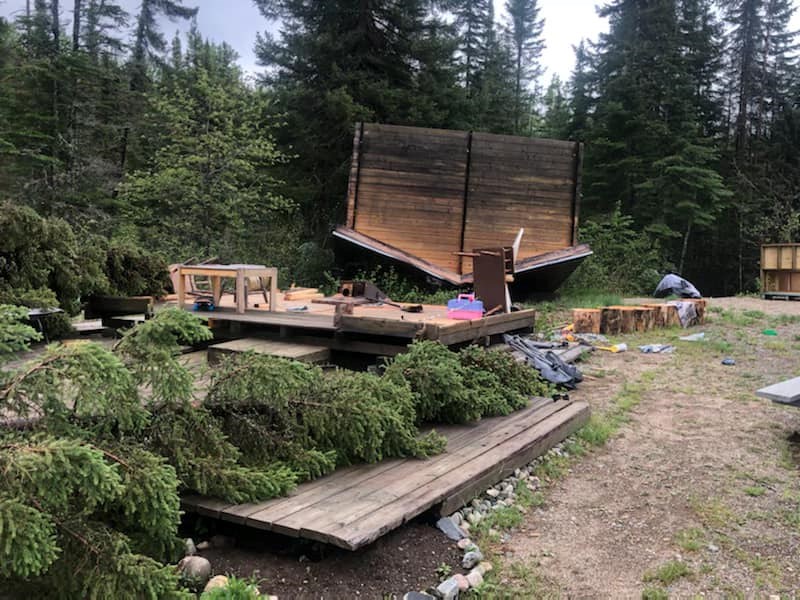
top-left (563, 207), bottom-right (665, 295)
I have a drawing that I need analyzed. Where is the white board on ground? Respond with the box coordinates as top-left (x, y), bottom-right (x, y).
top-left (756, 376), bottom-right (800, 406)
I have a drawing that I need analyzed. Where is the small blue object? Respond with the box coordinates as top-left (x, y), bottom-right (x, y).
top-left (721, 357), bottom-right (736, 366)
top-left (193, 297), bottom-right (216, 311)
top-left (447, 293), bottom-right (484, 320)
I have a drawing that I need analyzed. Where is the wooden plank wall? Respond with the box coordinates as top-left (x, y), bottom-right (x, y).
top-left (351, 124), bottom-right (469, 273)
top-left (461, 133), bottom-right (578, 273)
top-left (346, 123), bottom-right (580, 275)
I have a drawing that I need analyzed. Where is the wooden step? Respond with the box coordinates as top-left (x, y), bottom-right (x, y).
top-left (207, 337), bottom-right (331, 365)
top-left (181, 398), bottom-right (590, 550)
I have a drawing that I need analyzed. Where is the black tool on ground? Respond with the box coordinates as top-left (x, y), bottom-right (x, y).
top-left (338, 280), bottom-right (423, 313)
top-left (504, 334), bottom-right (583, 389)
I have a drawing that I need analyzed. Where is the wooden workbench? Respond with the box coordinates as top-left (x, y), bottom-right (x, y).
top-left (176, 264), bottom-right (278, 314)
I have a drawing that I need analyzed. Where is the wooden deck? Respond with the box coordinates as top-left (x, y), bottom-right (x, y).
top-left (181, 397), bottom-right (589, 550)
top-left (208, 338), bottom-right (331, 365)
top-left (173, 293), bottom-right (536, 349)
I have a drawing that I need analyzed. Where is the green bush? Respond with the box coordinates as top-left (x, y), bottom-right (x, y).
top-left (0, 202), bottom-right (107, 314)
top-left (104, 240), bottom-right (170, 297)
top-left (564, 208), bottom-right (665, 295)
top-left (200, 577), bottom-right (263, 600)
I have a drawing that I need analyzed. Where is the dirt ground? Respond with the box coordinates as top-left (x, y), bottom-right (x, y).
top-left (494, 297), bottom-right (800, 598)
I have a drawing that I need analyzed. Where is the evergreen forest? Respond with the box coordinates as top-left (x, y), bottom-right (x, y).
top-left (1, 0), bottom-right (799, 305)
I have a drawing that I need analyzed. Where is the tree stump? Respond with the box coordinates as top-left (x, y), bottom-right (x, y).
top-left (642, 303), bottom-right (680, 328)
top-left (601, 306), bottom-right (636, 334)
top-left (633, 306), bottom-right (657, 333)
top-left (685, 298), bottom-right (706, 324)
top-left (573, 308), bottom-right (602, 334)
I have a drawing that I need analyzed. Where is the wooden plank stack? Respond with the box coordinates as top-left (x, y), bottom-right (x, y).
top-left (573, 299), bottom-right (706, 335)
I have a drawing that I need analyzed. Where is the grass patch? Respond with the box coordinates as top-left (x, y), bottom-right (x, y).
top-left (770, 314), bottom-right (800, 326)
top-left (641, 587), bottom-right (669, 600)
top-left (465, 561), bottom-right (559, 599)
top-left (691, 498), bottom-right (736, 529)
top-left (642, 560), bottom-right (692, 586)
top-left (514, 481), bottom-right (545, 509)
top-left (674, 527), bottom-right (705, 552)
top-left (744, 486), bottom-right (767, 497)
top-left (576, 380), bottom-right (647, 447)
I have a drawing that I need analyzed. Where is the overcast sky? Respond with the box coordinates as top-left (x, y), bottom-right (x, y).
top-left (3, 1), bottom-right (797, 83)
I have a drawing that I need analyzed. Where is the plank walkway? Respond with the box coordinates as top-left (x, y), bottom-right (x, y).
top-left (207, 338), bottom-right (331, 365)
top-left (181, 397), bottom-right (589, 550)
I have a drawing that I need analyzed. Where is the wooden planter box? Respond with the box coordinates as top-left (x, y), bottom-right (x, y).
top-left (762, 244), bottom-right (800, 298)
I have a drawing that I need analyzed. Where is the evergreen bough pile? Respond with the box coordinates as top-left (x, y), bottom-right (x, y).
top-left (0, 306), bottom-right (550, 597)
top-left (384, 340), bottom-right (553, 424)
top-left (205, 354), bottom-right (447, 479)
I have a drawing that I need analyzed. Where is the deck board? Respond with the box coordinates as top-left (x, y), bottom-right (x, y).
top-left (181, 398), bottom-right (589, 550)
top-left (207, 338), bottom-right (331, 365)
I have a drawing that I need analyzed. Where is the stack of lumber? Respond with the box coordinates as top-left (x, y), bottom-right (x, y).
top-left (283, 287), bottom-right (324, 301)
top-left (572, 299), bottom-right (706, 335)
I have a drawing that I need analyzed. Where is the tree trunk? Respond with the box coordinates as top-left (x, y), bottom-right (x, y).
top-left (679, 219), bottom-right (692, 274)
top-left (72, 0), bottom-right (81, 51)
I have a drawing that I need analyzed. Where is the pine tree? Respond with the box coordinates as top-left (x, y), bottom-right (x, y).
top-left (117, 31), bottom-right (293, 260)
top-left (254, 0), bottom-right (463, 240)
top-left (539, 75), bottom-right (570, 139)
top-left (450, 0), bottom-right (492, 95)
top-left (566, 39), bottom-right (594, 140)
top-left (583, 0), bottom-right (730, 276)
top-left (504, 0), bottom-right (545, 133)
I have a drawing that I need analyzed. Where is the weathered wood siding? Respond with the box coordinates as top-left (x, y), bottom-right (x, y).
top-left (346, 123), bottom-right (581, 275)
top-left (351, 124), bottom-right (469, 273)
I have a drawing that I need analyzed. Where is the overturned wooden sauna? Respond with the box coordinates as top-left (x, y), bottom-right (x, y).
top-left (334, 123), bottom-right (592, 294)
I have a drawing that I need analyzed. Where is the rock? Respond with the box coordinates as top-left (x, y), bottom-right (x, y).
top-left (209, 534), bottom-right (235, 549)
top-left (481, 501), bottom-right (491, 512)
top-left (453, 573), bottom-right (470, 591)
top-left (514, 468), bottom-right (522, 478)
top-left (466, 570), bottom-right (484, 588)
top-left (529, 476), bottom-right (541, 487)
top-left (462, 549), bottom-right (484, 569)
top-left (436, 577), bottom-right (460, 600)
top-left (486, 488), bottom-right (500, 498)
top-left (707, 543), bottom-right (719, 552)
top-left (450, 512), bottom-right (463, 526)
top-left (403, 592), bottom-right (437, 600)
top-left (196, 541), bottom-right (211, 551)
top-left (204, 575), bottom-right (229, 592)
top-left (467, 511), bottom-right (482, 526)
top-left (457, 538), bottom-right (474, 550)
top-left (476, 561), bottom-right (493, 575)
top-left (436, 517), bottom-right (466, 541)
top-left (267, 596), bottom-right (279, 600)
top-left (471, 499), bottom-right (482, 510)
top-left (177, 556), bottom-right (211, 585)
top-left (184, 538), bottom-right (197, 556)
